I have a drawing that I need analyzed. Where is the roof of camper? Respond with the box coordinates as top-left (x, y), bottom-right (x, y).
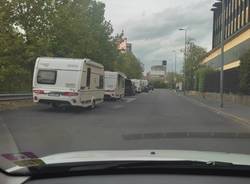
top-left (104, 71), bottom-right (127, 78)
top-left (37, 57), bottom-right (104, 69)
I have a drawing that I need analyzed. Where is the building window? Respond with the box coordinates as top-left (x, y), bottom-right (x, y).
top-left (232, 0), bottom-right (234, 33)
top-left (241, 0), bottom-right (244, 27)
top-left (246, 2), bottom-right (249, 23)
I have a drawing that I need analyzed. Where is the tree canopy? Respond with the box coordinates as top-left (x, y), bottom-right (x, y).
top-left (0, 0), bottom-right (143, 92)
top-left (184, 41), bottom-right (207, 90)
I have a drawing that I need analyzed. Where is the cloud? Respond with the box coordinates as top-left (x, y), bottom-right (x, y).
top-left (101, 0), bottom-right (214, 72)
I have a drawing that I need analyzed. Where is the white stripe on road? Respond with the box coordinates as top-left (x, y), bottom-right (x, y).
top-left (112, 105), bottom-right (124, 109)
top-left (124, 98), bottom-right (136, 103)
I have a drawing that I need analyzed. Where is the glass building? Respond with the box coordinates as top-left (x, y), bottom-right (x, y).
top-left (201, 0), bottom-right (250, 93)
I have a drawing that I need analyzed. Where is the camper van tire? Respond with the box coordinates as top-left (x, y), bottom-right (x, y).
top-left (51, 103), bottom-right (69, 110)
top-left (52, 103), bottom-right (59, 109)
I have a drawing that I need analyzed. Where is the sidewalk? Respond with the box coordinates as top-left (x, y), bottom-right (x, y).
top-left (183, 93), bottom-right (250, 124)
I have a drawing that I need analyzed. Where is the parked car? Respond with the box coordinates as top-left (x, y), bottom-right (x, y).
top-left (104, 71), bottom-right (126, 100)
top-left (33, 57), bottom-right (104, 109)
top-left (125, 79), bottom-right (136, 96)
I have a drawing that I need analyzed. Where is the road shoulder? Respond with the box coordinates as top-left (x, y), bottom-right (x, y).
top-left (178, 92), bottom-right (250, 126)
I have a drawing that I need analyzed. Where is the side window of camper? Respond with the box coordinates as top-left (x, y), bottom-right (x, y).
top-left (81, 72), bottom-right (86, 89)
top-left (86, 68), bottom-right (91, 88)
top-left (99, 75), bottom-right (104, 89)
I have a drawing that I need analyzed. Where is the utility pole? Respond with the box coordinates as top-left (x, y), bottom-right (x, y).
top-left (179, 28), bottom-right (188, 94)
top-left (220, 0), bottom-right (225, 108)
top-left (173, 50), bottom-right (177, 89)
top-left (173, 50), bottom-right (177, 76)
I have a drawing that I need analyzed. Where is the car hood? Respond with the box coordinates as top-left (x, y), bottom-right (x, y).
top-left (6, 150), bottom-right (250, 173)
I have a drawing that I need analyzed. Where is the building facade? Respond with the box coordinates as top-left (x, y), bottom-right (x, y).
top-left (149, 65), bottom-right (167, 81)
top-left (202, 0), bottom-right (250, 93)
top-left (117, 38), bottom-right (132, 53)
top-left (203, 0), bottom-right (250, 70)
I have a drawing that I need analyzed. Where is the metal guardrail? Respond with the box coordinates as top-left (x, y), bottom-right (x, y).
top-left (0, 93), bottom-right (32, 101)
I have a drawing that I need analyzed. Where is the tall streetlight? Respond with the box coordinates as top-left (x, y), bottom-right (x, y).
top-left (179, 28), bottom-right (188, 94)
top-left (172, 50), bottom-right (177, 76)
top-left (172, 50), bottom-right (177, 89)
top-left (220, 0), bottom-right (225, 108)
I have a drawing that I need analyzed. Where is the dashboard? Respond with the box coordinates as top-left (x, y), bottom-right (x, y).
top-left (26, 174), bottom-right (250, 184)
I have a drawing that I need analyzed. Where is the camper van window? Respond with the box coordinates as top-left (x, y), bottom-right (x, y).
top-left (86, 68), bottom-right (91, 88)
top-left (37, 70), bottom-right (57, 85)
top-left (99, 76), bottom-right (104, 89)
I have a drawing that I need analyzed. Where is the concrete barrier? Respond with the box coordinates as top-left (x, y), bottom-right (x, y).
top-left (187, 91), bottom-right (250, 106)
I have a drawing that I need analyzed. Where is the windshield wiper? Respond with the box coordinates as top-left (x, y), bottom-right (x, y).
top-left (28, 160), bottom-right (250, 177)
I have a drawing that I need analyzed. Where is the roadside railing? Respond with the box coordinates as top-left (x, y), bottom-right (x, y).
top-left (0, 93), bottom-right (32, 101)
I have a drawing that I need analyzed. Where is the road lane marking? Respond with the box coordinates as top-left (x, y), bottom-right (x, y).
top-left (112, 105), bottom-right (124, 109)
top-left (124, 98), bottom-right (136, 103)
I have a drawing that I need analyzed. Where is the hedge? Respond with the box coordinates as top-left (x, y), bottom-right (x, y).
top-left (240, 50), bottom-right (250, 95)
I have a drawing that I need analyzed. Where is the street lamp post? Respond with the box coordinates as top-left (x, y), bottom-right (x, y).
top-left (172, 50), bottom-right (177, 76)
top-left (220, 0), bottom-right (225, 108)
top-left (179, 28), bottom-right (188, 94)
top-left (172, 50), bottom-right (177, 89)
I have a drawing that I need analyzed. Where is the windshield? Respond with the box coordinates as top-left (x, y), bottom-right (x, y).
top-left (1, 0), bottom-right (250, 176)
top-left (37, 70), bottom-right (57, 85)
top-left (104, 76), bottom-right (117, 90)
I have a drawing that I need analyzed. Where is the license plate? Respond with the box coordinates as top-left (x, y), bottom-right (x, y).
top-left (48, 93), bottom-right (60, 97)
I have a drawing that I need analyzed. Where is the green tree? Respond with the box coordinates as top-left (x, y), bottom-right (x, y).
top-left (8, 0), bottom-right (55, 71)
top-left (115, 52), bottom-right (143, 79)
top-left (0, 0), bottom-right (143, 93)
top-left (184, 41), bottom-right (207, 90)
top-left (50, 0), bottom-right (117, 70)
top-left (195, 66), bottom-right (215, 92)
top-left (0, 0), bottom-right (31, 92)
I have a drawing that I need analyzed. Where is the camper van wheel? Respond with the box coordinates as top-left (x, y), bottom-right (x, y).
top-left (90, 100), bottom-right (96, 109)
top-left (52, 103), bottom-right (59, 109)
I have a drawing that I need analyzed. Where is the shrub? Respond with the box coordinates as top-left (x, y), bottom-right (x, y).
top-left (151, 80), bottom-right (168, 89)
top-left (240, 50), bottom-right (250, 95)
top-left (195, 66), bottom-right (216, 92)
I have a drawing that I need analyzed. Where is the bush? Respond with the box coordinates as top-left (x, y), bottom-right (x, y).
top-left (195, 66), bottom-right (216, 92)
top-left (0, 65), bottom-right (32, 93)
top-left (240, 50), bottom-right (250, 95)
top-left (151, 80), bottom-right (168, 89)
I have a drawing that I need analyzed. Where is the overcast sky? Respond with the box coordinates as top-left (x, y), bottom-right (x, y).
top-left (100, 0), bottom-right (214, 73)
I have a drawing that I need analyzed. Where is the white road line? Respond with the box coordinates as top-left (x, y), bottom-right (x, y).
top-left (112, 105), bottom-right (124, 109)
top-left (124, 98), bottom-right (136, 103)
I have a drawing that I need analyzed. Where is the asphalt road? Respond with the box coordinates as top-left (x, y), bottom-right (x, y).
top-left (1, 89), bottom-right (250, 157)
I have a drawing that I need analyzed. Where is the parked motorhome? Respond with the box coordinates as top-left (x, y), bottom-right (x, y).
top-left (141, 80), bottom-right (149, 92)
top-left (131, 79), bottom-right (142, 93)
top-left (104, 71), bottom-right (126, 100)
top-left (33, 57), bottom-right (104, 109)
top-left (125, 79), bottom-right (136, 96)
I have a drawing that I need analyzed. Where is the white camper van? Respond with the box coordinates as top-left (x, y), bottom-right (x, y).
top-left (104, 71), bottom-right (126, 99)
top-left (131, 79), bottom-right (142, 93)
top-left (141, 80), bottom-right (149, 92)
top-left (33, 57), bottom-right (104, 109)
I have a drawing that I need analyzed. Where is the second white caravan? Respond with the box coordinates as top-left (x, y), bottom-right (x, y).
top-left (33, 57), bottom-right (104, 109)
top-left (104, 71), bottom-right (126, 100)
top-left (131, 79), bottom-right (142, 93)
